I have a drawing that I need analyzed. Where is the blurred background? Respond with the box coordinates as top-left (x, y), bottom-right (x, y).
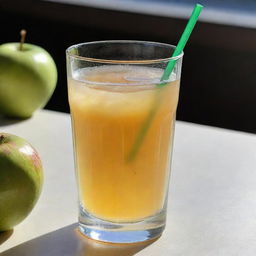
top-left (1, 0), bottom-right (256, 133)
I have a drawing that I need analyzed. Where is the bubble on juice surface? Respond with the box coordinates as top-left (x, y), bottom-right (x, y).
top-left (73, 65), bottom-right (177, 88)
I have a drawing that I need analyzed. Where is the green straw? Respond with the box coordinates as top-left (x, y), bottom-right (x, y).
top-left (160, 3), bottom-right (203, 83)
top-left (126, 3), bottom-right (203, 162)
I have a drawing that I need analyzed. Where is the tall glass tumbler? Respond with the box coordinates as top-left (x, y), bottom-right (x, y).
top-left (66, 41), bottom-right (183, 243)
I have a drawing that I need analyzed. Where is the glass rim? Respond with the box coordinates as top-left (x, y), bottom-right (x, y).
top-left (66, 40), bottom-right (184, 64)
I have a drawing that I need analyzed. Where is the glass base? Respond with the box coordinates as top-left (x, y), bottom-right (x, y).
top-left (78, 205), bottom-right (166, 244)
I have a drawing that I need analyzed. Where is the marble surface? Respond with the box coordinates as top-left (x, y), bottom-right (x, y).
top-left (1, 109), bottom-right (256, 255)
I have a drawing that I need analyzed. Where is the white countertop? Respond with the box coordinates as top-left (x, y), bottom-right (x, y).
top-left (1, 109), bottom-right (256, 255)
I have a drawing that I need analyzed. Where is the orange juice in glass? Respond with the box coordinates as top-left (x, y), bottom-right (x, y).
top-left (66, 41), bottom-right (183, 243)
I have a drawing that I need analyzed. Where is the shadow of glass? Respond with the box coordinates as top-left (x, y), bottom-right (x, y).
top-left (1, 224), bottom-right (159, 256)
top-left (0, 115), bottom-right (28, 127)
top-left (0, 230), bottom-right (13, 246)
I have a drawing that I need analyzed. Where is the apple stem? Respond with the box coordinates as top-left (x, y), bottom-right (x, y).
top-left (20, 29), bottom-right (27, 51)
top-left (0, 135), bottom-right (5, 144)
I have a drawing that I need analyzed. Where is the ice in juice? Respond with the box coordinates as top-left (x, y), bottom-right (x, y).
top-left (68, 65), bottom-right (179, 222)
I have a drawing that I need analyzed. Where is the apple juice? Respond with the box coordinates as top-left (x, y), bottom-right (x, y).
top-left (68, 65), bottom-right (180, 222)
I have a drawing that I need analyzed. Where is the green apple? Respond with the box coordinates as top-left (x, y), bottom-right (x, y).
top-left (0, 133), bottom-right (43, 231)
top-left (0, 31), bottom-right (57, 118)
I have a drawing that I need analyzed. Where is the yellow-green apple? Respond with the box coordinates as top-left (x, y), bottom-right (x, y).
top-left (0, 30), bottom-right (57, 118)
top-left (0, 133), bottom-right (43, 231)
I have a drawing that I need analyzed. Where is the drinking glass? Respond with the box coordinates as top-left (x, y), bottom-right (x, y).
top-left (66, 41), bottom-right (183, 243)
